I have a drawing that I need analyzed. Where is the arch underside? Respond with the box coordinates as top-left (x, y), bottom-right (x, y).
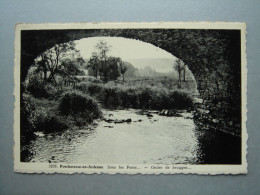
top-left (21, 29), bottom-right (242, 136)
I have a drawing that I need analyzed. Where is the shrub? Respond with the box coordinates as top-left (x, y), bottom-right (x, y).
top-left (25, 78), bottom-right (59, 99)
top-left (76, 79), bottom-right (194, 110)
top-left (32, 107), bottom-right (68, 133)
top-left (76, 82), bottom-right (103, 95)
top-left (168, 91), bottom-right (194, 109)
top-left (59, 91), bottom-right (102, 124)
top-left (136, 87), bottom-right (153, 108)
top-left (26, 78), bottom-right (49, 98)
top-left (101, 86), bottom-right (121, 108)
top-left (21, 93), bottom-right (68, 134)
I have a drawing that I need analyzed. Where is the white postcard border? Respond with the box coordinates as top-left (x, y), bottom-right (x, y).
top-left (14, 22), bottom-right (247, 174)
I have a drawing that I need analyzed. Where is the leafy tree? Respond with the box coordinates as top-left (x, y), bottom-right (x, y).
top-left (34, 41), bottom-right (80, 83)
top-left (60, 57), bottom-right (84, 77)
top-left (95, 40), bottom-right (111, 79)
top-left (87, 42), bottom-right (122, 81)
top-left (123, 62), bottom-right (138, 78)
top-left (106, 57), bottom-right (121, 80)
top-left (118, 60), bottom-right (128, 82)
top-left (87, 52), bottom-right (99, 78)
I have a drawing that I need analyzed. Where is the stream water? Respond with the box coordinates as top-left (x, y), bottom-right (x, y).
top-left (27, 109), bottom-right (203, 164)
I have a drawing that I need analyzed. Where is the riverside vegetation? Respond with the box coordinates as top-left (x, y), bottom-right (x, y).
top-left (21, 40), bottom-right (195, 160)
top-left (21, 76), bottom-right (195, 150)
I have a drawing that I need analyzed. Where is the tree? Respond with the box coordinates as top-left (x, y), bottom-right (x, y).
top-left (182, 64), bottom-right (187, 82)
top-left (123, 62), bottom-right (138, 78)
top-left (118, 60), bottom-right (128, 82)
top-left (106, 57), bottom-right (121, 80)
top-left (34, 41), bottom-right (80, 83)
top-left (174, 59), bottom-right (184, 84)
top-left (95, 40), bottom-right (111, 80)
top-left (87, 52), bottom-right (99, 78)
top-left (60, 57), bottom-right (84, 77)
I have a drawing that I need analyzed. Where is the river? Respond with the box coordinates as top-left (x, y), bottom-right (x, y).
top-left (27, 109), bottom-right (203, 164)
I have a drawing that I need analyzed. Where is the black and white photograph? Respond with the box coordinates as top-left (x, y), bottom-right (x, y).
top-left (14, 22), bottom-right (247, 174)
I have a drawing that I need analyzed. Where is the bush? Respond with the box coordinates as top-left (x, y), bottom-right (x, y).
top-left (75, 80), bottom-right (194, 110)
top-left (101, 86), bottom-right (121, 108)
top-left (25, 78), bottom-right (59, 99)
top-left (21, 93), bottom-right (68, 134)
top-left (168, 91), bottom-right (194, 109)
top-left (32, 107), bottom-right (68, 132)
top-left (76, 82), bottom-right (103, 96)
top-left (59, 91), bottom-right (102, 124)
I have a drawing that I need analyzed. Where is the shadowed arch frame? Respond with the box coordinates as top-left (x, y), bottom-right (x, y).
top-left (20, 27), bottom-right (242, 138)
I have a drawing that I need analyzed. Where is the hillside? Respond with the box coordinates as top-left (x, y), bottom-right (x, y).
top-left (126, 58), bottom-right (175, 73)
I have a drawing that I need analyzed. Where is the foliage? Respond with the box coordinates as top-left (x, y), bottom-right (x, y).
top-left (87, 53), bottom-right (99, 78)
top-left (34, 41), bottom-right (84, 83)
top-left (105, 57), bottom-right (121, 80)
top-left (59, 91), bottom-right (102, 125)
top-left (25, 76), bottom-right (60, 99)
top-left (21, 93), bottom-right (68, 134)
top-left (123, 61), bottom-right (138, 78)
top-left (87, 40), bottom-right (123, 81)
top-left (76, 79), bottom-right (194, 110)
top-left (119, 60), bottom-right (128, 82)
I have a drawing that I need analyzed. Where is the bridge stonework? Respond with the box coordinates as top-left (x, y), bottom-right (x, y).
top-left (21, 29), bottom-right (242, 136)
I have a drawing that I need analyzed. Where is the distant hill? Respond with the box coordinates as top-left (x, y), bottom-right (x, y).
top-left (136, 66), bottom-right (177, 78)
top-left (126, 58), bottom-right (175, 73)
top-left (127, 58), bottom-right (195, 80)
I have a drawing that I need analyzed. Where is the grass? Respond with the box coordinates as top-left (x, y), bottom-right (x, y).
top-left (76, 77), bottom-right (195, 110)
top-left (21, 76), bottom-right (195, 138)
top-left (115, 77), bottom-right (198, 94)
top-left (21, 79), bottom-right (102, 138)
top-left (21, 75), bottom-right (196, 161)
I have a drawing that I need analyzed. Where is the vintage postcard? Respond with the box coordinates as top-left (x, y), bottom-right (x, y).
top-left (14, 22), bottom-right (247, 174)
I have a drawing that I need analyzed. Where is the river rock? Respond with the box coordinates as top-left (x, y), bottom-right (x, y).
top-left (114, 119), bottom-right (124, 124)
top-left (159, 109), bottom-right (182, 117)
top-left (104, 118), bottom-right (114, 123)
top-left (136, 110), bottom-right (149, 115)
top-left (104, 125), bottom-right (114, 128)
top-left (146, 113), bottom-right (153, 117)
top-left (125, 118), bottom-right (132, 123)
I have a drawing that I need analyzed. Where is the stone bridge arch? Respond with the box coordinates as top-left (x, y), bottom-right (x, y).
top-left (21, 28), bottom-right (242, 136)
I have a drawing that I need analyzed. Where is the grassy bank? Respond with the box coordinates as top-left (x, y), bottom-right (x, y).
top-left (21, 77), bottom-right (194, 139)
top-left (21, 79), bottom-right (102, 146)
top-left (76, 79), bottom-right (194, 110)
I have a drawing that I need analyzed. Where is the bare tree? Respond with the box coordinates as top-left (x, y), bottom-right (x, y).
top-left (174, 58), bottom-right (184, 85)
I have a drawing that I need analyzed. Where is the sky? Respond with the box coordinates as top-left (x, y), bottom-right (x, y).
top-left (75, 37), bottom-right (175, 61)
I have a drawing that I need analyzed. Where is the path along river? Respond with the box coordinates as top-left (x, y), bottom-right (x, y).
top-left (28, 109), bottom-right (204, 164)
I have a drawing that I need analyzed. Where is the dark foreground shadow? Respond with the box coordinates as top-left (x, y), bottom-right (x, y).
top-left (195, 127), bottom-right (241, 164)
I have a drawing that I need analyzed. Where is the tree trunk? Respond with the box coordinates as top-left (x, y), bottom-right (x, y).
top-left (178, 71), bottom-right (182, 84)
top-left (183, 67), bottom-right (186, 82)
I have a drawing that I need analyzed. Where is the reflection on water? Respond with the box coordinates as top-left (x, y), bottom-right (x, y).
top-left (25, 109), bottom-right (241, 164)
top-left (27, 109), bottom-right (201, 164)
